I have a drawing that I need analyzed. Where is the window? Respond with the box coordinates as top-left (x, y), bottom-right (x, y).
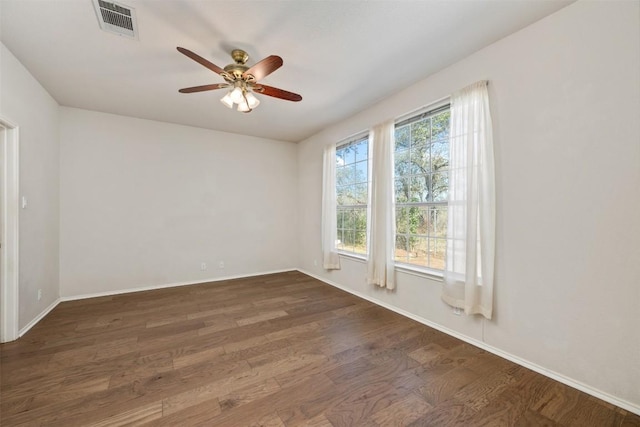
top-left (394, 105), bottom-right (450, 271)
top-left (336, 135), bottom-right (369, 255)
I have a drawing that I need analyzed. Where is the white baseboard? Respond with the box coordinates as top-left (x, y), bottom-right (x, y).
top-left (19, 297), bottom-right (61, 338)
top-left (60, 268), bottom-right (297, 302)
top-left (297, 268), bottom-right (640, 416)
top-left (15, 268), bottom-right (639, 416)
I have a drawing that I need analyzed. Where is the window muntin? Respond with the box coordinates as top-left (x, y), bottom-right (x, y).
top-left (336, 135), bottom-right (369, 255)
top-left (394, 106), bottom-right (450, 270)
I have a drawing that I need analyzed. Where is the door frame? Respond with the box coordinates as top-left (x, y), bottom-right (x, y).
top-left (0, 116), bottom-right (20, 343)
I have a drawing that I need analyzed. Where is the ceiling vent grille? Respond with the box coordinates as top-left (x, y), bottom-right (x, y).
top-left (92, 0), bottom-right (138, 39)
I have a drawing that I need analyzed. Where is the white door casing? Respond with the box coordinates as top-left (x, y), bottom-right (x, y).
top-left (0, 116), bottom-right (20, 343)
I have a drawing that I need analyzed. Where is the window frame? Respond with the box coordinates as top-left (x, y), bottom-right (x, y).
top-left (335, 132), bottom-right (370, 258)
top-left (393, 102), bottom-right (451, 276)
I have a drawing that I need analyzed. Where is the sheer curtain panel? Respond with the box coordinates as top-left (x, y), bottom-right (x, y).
top-left (322, 144), bottom-right (341, 270)
top-left (442, 81), bottom-right (496, 319)
top-left (367, 120), bottom-right (396, 289)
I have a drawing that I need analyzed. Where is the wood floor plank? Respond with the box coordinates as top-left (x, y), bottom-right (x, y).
top-left (369, 392), bottom-right (433, 426)
top-left (218, 377), bottom-right (282, 411)
top-left (140, 399), bottom-right (221, 427)
top-left (85, 401), bottom-right (163, 427)
top-left (0, 271), bottom-right (636, 426)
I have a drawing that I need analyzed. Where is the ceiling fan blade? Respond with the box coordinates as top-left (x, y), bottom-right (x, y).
top-left (177, 47), bottom-right (225, 75)
top-left (179, 83), bottom-right (228, 93)
top-left (255, 84), bottom-right (302, 102)
top-left (243, 55), bottom-right (283, 81)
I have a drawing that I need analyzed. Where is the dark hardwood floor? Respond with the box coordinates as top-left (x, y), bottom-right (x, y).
top-left (1, 271), bottom-right (638, 426)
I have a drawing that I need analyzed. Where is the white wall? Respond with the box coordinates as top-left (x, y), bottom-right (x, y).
top-left (0, 43), bottom-right (60, 330)
top-left (297, 0), bottom-right (640, 410)
top-left (60, 108), bottom-right (298, 297)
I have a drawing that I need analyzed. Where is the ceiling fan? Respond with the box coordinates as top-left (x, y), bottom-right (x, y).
top-left (177, 47), bottom-right (302, 113)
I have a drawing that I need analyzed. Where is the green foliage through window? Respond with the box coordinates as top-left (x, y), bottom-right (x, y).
top-left (336, 136), bottom-right (368, 255)
top-left (394, 106), bottom-right (450, 270)
top-left (333, 105), bottom-right (450, 269)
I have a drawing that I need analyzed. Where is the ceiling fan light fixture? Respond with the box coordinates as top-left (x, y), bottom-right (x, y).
top-left (245, 91), bottom-right (260, 109)
top-left (229, 86), bottom-right (244, 104)
top-left (237, 100), bottom-right (251, 113)
top-left (220, 92), bottom-right (234, 108)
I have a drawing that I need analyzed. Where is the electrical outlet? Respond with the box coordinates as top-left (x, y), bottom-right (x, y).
top-left (218, 261), bottom-right (225, 269)
top-left (453, 307), bottom-right (462, 316)
top-left (314, 259), bottom-right (318, 266)
top-left (200, 262), bottom-right (207, 271)
top-left (37, 289), bottom-right (42, 301)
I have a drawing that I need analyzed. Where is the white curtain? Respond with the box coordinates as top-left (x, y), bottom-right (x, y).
top-left (442, 80), bottom-right (496, 319)
top-left (367, 120), bottom-right (396, 289)
top-left (322, 144), bottom-right (341, 270)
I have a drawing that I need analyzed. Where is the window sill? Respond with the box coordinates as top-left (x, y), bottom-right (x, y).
top-left (395, 263), bottom-right (444, 282)
top-left (338, 252), bottom-right (444, 282)
top-left (338, 252), bottom-right (367, 263)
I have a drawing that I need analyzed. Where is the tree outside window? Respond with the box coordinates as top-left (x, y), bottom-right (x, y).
top-left (394, 106), bottom-right (450, 270)
top-left (336, 136), bottom-right (369, 255)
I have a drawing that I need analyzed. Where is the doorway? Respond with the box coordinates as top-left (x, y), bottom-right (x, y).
top-left (0, 117), bottom-right (20, 343)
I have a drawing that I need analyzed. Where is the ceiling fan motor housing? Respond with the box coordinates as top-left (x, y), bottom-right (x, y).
top-left (224, 49), bottom-right (250, 80)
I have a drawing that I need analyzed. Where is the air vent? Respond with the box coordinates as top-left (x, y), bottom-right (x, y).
top-left (92, 0), bottom-right (138, 39)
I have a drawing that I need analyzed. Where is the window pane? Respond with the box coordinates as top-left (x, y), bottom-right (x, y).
top-left (354, 231), bottom-right (367, 254)
top-left (348, 209), bottom-right (358, 230)
top-left (395, 149), bottom-right (410, 175)
top-left (355, 160), bottom-right (367, 184)
top-left (337, 164), bottom-right (355, 186)
top-left (408, 236), bottom-right (427, 266)
top-left (354, 208), bottom-right (367, 231)
top-left (431, 172), bottom-right (448, 202)
top-left (336, 186), bottom-right (347, 205)
top-left (403, 206), bottom-right (418, 235)
top-left (395, 178), bottom-right (409, 203)
top-left (344, 229), bottom-right (355, 252)
top-left (350, 183), bottom-right (365, 205)
top-left (396, 207), bottom-right (409, 234)
top-left (410, 175), bottom-right (430, 202)
top-left (336, 135), bottom-right (369, 256)
top-left (431, 141), bottom-right (449, 171)
top-left (415, 206), bottom-right (430, 236)
top-left (392, 105), bottom-right (450, 271)
top-left (338, 185), bottom-right (353, 205)
top-left (354, 139), bottom-right (368, 162)
top-left (337, 145), bottom-right (356, 164)
top-left (410, 142), bottom-right (429, 174)
top-left (432, 206), bottom-right (448, 237)
top-left (411, 119), bottom-right (430, 146)
top-left (431, 110), bottom-right (450, 142)
top-left (395, 235), bottom-right (408, 262)
top-left (395, 125), bottom-right (410, 151)
top-left (336, 229), bottom-right (345, 250)
top-left (429, 238), bottom-right (447, 270)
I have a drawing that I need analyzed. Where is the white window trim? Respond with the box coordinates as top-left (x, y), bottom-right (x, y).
top-left (395, 262), bottom-right (444, 281)
top-left (338, 252), bottom-right (443, 282)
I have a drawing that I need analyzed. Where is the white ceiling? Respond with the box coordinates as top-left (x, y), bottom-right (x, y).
top-left (1, 0), bottom-right (572, 142)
